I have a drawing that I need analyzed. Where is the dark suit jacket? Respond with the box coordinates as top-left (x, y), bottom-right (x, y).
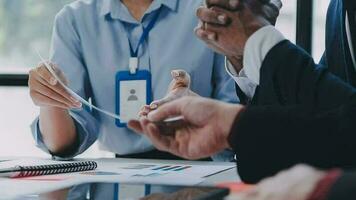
top-left (228, 40), bottom-right (356, 184)
top-left (228, 0), bottom-right (356, 185)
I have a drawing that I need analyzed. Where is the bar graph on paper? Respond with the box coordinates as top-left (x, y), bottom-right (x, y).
top-left (116, 163), bottom-right (235, 180)
top-left (120, 164), bottom-right (192, 172)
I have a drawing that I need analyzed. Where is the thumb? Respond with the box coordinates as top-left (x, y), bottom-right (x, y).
top-left (147, 98), bottom-right (188, 122)
top-left (150, 96), bottom-right (174, 110)
top-left (170, 70), bottom-right (191, 90)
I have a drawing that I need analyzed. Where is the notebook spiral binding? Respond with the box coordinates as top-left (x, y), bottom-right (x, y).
top-left (15, 161), bottom-right (97, 178)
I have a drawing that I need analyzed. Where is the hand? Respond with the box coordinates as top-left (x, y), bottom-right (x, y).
top-left (139, 69), bottom-right (197, 117)
top-left (195, 0), bottom-right (282, 71)
top-left (29, 62), bottom-right (81, 109)
top-left (129, 96), bottom-right (245, 160)
top-left (229, 165), bottom-right (326, 200)
top-left (201, 0), bottom-right (282, 25)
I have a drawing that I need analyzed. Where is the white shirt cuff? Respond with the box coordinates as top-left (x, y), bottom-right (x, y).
top-left (225, 25), bottom-right (285, 99)
top-left (243, 25), bottom-right (285, 84)
top-left (225, 58), bottom-right (258, 99)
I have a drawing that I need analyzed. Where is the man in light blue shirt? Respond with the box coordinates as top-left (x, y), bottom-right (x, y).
top-left (29, 0), bottom-right (238, 160)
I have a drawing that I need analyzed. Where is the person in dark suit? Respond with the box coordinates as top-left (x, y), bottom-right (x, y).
top-left (127, 0), bottom-right (356, 199)
top-left (195, 0), bottom-right (355, 107)
top-left (321, 0), bottom-right (356, 87)
top-left (192, 0), bottom-right (356, 183)
top-left (129, 0), bottom-right (356, 184)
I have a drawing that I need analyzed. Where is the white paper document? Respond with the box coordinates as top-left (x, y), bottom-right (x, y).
top-left (0, 159), bottom-right (235, 199)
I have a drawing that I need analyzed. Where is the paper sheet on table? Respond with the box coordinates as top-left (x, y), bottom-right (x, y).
top-left (112, 162), bottom-right (236, 178)
top-left (0, 159), bottom-right (235, 199)
top-left (36, 51), bottom-right (121, 120)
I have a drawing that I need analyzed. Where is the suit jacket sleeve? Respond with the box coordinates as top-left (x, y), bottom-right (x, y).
top-left (326, 171), bottom-right (356, 200)
top-left (228, 41), bottom-right (356, 184)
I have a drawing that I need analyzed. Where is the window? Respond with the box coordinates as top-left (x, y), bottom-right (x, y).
top-left (0, 0), bottom-right (73, 72)
top-left (276, 0), bottom-right (297, 43)
top-left (312, 0), bottom-right (329, 61)
top-left (0, 0), bottom-right (108, 158)
top-left (277, 0), bottom-right (329, 62)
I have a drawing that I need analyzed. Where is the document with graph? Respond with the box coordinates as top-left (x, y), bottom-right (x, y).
top-left (115, 162), bottom-right (235, 179)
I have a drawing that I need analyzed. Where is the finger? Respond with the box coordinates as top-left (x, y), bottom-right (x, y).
top-left (31, 91), bottom-right (72, 109)
top-left (34, 76), bottom-right (82, 108)
top-left (34, 63), bottom-right (79, 104)
top-left (194, 26), bottom-right (217, 42)
top-left (196, 20), bottom-right (206, 31)
top-left (139, 111), bottom-right (148, 117)
top-left (196, 6), bottom-right (228, 25)
top-left (174, 131), bottom-right (193, 158)
top-left (128, 120), bottom-right (144, 133)
top-left (34, 71), bottom-right (80, 105)
top-left (206, 0), bottom-right (241, 10)
top-left (195, 26), bottom-right (228, 54)
top-left (149, 98), bottom-right (171, 110)
top-left (32, 80), bottom-right (81, 108)
top-left (35, 64), bottom-right (58, 86)
top-left (171, 70), bottom-right (181, 79)
top-left (139, 117), bottom-right (152, 135)
top-left (146, 123), bottom-right (175, 152)
top-left (171, 70), bottom-right (190, 87)
top-left (194, 26), bottom-right (228, 55)
top-left (139, 105), bottom-right (151, 117)
top-left (147, 98), bottom-right (188, 122)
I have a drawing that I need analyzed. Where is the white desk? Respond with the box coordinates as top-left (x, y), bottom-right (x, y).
top-left (0, 157), bottom-right (240, 199)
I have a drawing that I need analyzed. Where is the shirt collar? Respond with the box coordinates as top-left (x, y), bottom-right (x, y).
top-left (100, 0), bottom-right (178, 19)
top-left (159, 0), bottom-right (178, 12)
top-left (100, 0), bottom-right (112, 16)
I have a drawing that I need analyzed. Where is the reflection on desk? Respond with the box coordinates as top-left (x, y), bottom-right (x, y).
top-left (35, 182), bottom-right (229, 200)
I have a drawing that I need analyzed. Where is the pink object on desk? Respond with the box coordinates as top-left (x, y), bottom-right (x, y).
top-left (217, 182), bottom-right (255, 193)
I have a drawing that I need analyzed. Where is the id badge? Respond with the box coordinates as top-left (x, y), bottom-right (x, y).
top-left (115, 70), bottom-right (152, 127)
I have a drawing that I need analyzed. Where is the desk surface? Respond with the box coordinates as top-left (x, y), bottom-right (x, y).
top-left (0, 157), bottom-right (240, 199)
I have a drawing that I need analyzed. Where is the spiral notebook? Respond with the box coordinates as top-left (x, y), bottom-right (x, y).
top-left (0, 160), bottom-right (97, 178)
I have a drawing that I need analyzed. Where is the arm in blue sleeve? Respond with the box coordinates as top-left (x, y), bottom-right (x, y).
top-left (30, 7), bottom-right (100, 159)
top-left (210, 53), bottom-right (239, 162)
top-left (211, 54), bottom-right (240, 103)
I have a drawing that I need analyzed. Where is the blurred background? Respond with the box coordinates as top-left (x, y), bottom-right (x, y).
top-left (0, 0), bottom-right (330, 158)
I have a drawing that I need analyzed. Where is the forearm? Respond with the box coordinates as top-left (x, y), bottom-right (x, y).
top-left (39, 107), bottom-right (77, 154)
top-left (228, 100), bottom-right (356, 183)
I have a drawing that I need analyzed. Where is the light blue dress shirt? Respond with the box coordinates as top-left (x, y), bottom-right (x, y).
top-left (31, 0), bottom-right (238, 159)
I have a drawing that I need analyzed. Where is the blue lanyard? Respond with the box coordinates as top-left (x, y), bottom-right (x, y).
top-left (129, 8), bottom-right (161, 57)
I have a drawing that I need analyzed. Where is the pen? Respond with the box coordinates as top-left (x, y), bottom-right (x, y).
top-left (154, 116), bottom-right (186, 136)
